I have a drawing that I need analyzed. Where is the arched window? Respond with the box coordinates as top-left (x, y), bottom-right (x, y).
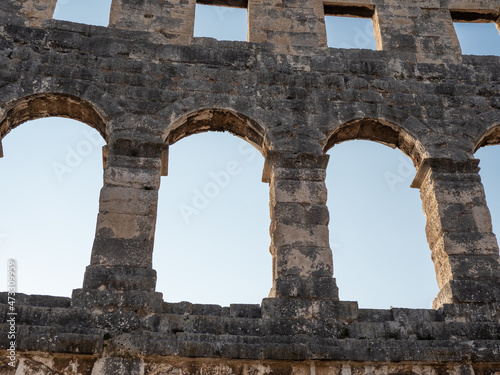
top-left (155, 109), bottom-right (270, 305)
top-left (0, 93), bottom-right (107, 297)
top-left (0, 117), bottom-right (105, 297)
top-left (324, 119), bottom-right (438, 308)
top-left (475, 125), bottom-right (500, 246)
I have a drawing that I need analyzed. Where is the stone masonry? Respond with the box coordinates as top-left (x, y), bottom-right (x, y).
top-left (0, 0), bottom-right (500, 373)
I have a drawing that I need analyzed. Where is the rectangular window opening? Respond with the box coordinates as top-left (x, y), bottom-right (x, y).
top-left (324, 4), bottom-right (376, 50)
top-left (53, 0), bottom-right (112, 27)
top-left (194, 1), bottom-right (248, 42)
top-left (451, 11), bottom-right (500, 56)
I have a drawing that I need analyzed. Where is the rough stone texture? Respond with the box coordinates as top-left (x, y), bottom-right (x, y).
top-left (0, 0), bottom-right (500, 373)
top-left (109, 0), bottom-right (196, 45)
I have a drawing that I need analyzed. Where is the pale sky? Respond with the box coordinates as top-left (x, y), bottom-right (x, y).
top-left (0, 0), bottom-right (499, 309)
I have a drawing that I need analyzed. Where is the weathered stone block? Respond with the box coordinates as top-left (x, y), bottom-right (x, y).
top-left (271, 222), bottom-right (330, 248)
top-left (71, 289), bottom-right (164, 312)
top-left (99, 186), bottom-right (158, 215)
top-left (82, 265), bottom-right (158, 291)
top-left (103, 164), bottom-right (161, 190)
top-left (435, 232), bottom-right (500, 256)
top-left (229, 304), bottom-right (261, 318)
top-left (274, 246), bottom-right (333, 277)
top-left (261, 298), bottom-right (357, 321)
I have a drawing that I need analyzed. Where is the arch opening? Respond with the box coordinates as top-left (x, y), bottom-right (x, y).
top-left (165, 108), bottom-right (266, 154)
top-left (0, 117), bottom-right (105, 297)
top-left (326, 140), bottom-right (438, 308)
top-left (154, 130), bottom-right (270, 306)
top-left (474, 124), bottom-right (500, 244)
top-left (324, 119), bottom-right (437, 308)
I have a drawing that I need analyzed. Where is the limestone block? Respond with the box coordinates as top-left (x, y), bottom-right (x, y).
top-left (261, 298), bottom-right (356, 320)
top-left (248, 0), bottom-right (327, 49)
top-left (19, 0), bottom-right (57, 27)
top-left (82, 265), bottom-right (158, 291)
top-left (109, 0), bottom-right (195, 44)
top-left (422, 201), bottom-right (479, 238)
top-left (447, 0), bottom-right (500, 11)
top-left (373, 5), bottom-right (461, 62)
top-left (271, 222), bottom-right (330, 248)
top-left (271, 202), bottom-right (330, 225)
top-left (95, 212), bottom-right (156, 241)
top-left (434, 279), bottom-right (500, 306)
top-left (421, 178), bottom-right (487, 207)
top-left (447, 254), bottom-right (500, 279)
top-left (271, 167), bottom-right (326, 181)
top-left (72, 289), bottom-right (163, 312)
top-left (99, 185), bottom-right (158, 215)
top-left (104, 165), bottom-right (160, 190)
top-left (434, 232), bottom-right (500, 256)
top-left (442, 302), bottom-right (499, 322)
top-left (271, 179), bottom-right (327, 205)
top-left (274, 246), bottom-right (333, 278)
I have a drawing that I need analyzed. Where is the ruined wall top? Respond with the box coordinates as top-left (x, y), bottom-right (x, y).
top-left (2, 0), bottom-right (500, 60)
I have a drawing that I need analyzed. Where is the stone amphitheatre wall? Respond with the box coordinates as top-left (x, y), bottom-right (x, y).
top-left (0, 0), bottom-right (499, 373)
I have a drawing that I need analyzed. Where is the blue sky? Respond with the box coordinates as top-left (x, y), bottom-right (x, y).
top-left (0, 0), bottom-right (499, 309)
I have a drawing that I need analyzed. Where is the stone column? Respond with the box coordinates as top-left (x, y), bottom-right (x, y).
top-left (109, 0), bottom-right (196, 44)
top-left (72, 138), bottom-right (167, 312)
top-left (0, 0), bottom-right (57, 27)
top-left (412, 158), bottom-right (500, 308)
top-left (373, 5), bottom-right (462, 63)
top-left (263, 152), bottom-right (338, 300)
top-left (248, 0), bottom-right (327, 54)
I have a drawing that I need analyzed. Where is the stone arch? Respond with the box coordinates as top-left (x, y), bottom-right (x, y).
top-left (0, 93), bottom-right (108, 142)
top-left (474, 123), bottom-right (500, 151)
top-left (323, 117), bottom-right (426, 167)
top-left (165, 108), bottom-right (266, 153)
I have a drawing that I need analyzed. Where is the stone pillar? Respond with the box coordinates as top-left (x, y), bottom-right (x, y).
top-left (72, 138), bottom-right (167, 312)
top-left (373, 5), bottom-right (462, 63)
top-left (248, 0), bottom-right (327, 54)
top-left (263, 152), bottom-right (338, 300)
top-left (109, 0), bottom-right (196, 44)
top-left (412, 158), bottom-right (500, 308)
top-left (0, 0), bottom-right (57, 27)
